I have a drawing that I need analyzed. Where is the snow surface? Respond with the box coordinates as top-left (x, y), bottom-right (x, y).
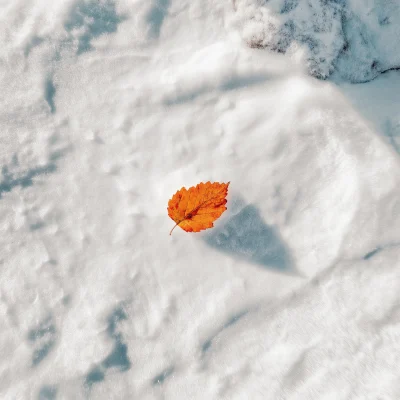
top-left (1, 0), bottom-right (400, 399)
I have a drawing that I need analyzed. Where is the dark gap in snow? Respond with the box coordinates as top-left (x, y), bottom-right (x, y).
top-left (152, 366), bottom-right (175, 386)
top-left (382, 66), bottom-right (400, 74)
top-left (363, 247), bottom-right (382, 260)
top-left (38, 385), bottom-right (57, 400)
top-left (341, 39), bottom-right (349, 53)
top-left (223, 310), bottom-right (249, 329)
top-left (44, 78), bottom-right (56, 113)
top-left (201, 338), bottom-right (212, 354)
top-left (146, 0), bottom-right (171, 39)
top-left (204, 203), bottom-right (293, 272)
top-left (371, 60), bottom-right (379, 70)
top-left (64, 0), bottom-right (126, 55)
top-left (363, 242), bottom-right (400, 261)
top-left (28, 316), bottom-right (57, 367)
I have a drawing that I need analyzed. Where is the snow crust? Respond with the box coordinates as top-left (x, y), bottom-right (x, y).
top-left (0, 0), bottom-right (400, 398)
top-left (233, 0), bottom-right (400, 82)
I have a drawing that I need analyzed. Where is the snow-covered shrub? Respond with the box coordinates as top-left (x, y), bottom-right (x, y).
top-left (233, 0), bottom-right (400, 82)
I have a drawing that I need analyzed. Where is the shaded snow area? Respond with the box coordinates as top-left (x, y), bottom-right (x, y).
top-left (233, 0), bottom-right (400, 82)
top-left (1, 0), bottom-right (400, 399)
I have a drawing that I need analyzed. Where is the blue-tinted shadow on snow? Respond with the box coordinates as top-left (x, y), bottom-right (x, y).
top-left (201, 309), bottom-right (248, 355)
top-left (44, 77), bottom-right (56, 113)
top-left (146, 0), bottom-right (171, 39)
top-left (164, 73), bottom-right (271, 105)
top-left (152, 366), bottom-right (175, 386)
top-left (64, 0), bottom-right (126, 55)
top-left (204, 201), bottom-right (293, 273)
top-left (0, 145), bottom-right (67, 200)
top-left (38, 385), bottom-right (57, 400)
top-left (383, 119), bottom-right (400, 154)
top-left (84, 305), bottom-right (131, 390)
top-left (28, 315), bottom-right (57, 367)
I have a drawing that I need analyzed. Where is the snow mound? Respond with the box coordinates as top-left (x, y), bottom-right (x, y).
top-left (1, 0), bottom-right (400, 398)
top-left (232, 0), bottom-right (400, 82)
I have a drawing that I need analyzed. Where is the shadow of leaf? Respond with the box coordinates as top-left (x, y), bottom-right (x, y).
top-left (204, 202), bottom-right (293, 272)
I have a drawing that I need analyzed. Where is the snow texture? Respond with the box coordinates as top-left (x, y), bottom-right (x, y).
top-left (0, 0), bottom-right (400, 398)
top-left (232, 0), bottom-right (400, 82)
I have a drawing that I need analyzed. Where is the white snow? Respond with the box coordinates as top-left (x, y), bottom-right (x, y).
top-left (1, 0), bottom-right (400, 399)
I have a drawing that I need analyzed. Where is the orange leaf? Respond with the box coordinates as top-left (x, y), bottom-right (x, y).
top-left (168, 181), bottom-right (230, 235)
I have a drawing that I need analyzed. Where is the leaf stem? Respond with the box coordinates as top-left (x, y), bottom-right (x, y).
top-left (169, 223), bottom-right (179, 235)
